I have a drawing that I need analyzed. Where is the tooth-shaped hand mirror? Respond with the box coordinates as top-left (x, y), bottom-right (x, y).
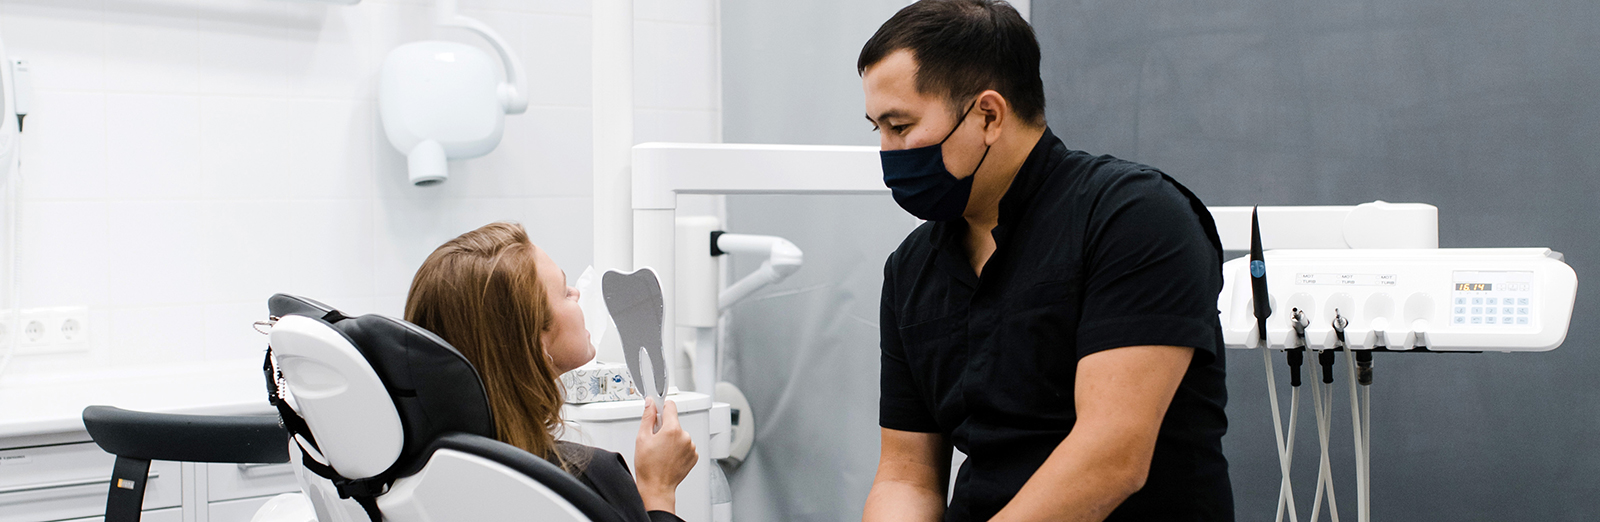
top-left (601, 268), bottom-right (668, 418)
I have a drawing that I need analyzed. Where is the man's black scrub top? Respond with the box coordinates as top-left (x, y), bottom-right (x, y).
top-left (878, 128), bottom-right (1233, 521)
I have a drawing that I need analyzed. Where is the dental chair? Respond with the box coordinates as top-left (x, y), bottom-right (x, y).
top-left (84, 294), bottom-right (624, 522)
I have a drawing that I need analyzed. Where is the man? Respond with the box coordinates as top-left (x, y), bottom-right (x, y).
top-left (859, 2), bottom-right (1232, 521)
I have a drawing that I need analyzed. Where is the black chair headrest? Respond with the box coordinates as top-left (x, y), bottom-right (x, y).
top-left (268, 293), bottom-right (497, 480)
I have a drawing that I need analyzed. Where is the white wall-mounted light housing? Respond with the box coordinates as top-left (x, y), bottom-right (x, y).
top-left (378, 0), bottom-right (528, 186)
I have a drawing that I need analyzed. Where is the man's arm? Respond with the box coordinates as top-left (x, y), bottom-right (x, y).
top-left (863, 428), bottom-right (952, 522)
top-left (988, 345), bottom-right (1194, 522)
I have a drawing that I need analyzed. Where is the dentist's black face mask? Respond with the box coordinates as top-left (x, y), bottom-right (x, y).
top-left (879, 101), bottom-right (992, 222)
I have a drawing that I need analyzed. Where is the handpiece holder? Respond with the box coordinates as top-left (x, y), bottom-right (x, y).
top-left (436, 0), bottom-right (528, 115)
top-left (1221, 248), bottom-right (1577, 353)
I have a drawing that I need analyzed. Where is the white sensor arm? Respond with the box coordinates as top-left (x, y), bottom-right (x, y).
top-left (717, 234), bottom-right (803, 310)
top-left (436, 0), bottom-right (529, 114)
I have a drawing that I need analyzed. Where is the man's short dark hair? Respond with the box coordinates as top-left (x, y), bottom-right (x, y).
top-left (858, 0), bottom-right (1045, 126)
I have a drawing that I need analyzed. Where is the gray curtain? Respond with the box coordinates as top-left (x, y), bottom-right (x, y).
top-left (718, 1), bottom-right (917, 519)
top-left (720, 195), bottom-right (918, 522)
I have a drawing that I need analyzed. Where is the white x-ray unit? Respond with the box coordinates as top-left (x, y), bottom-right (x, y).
top-left (610, 143), bottom-right (1578, 522)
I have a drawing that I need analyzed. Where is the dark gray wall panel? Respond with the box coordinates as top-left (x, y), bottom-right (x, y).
top-left (1034, 2), bottom-right (1598, 520)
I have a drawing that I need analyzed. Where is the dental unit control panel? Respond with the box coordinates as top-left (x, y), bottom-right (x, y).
top-left (1219, 248), bottom-right (1578, 352)
top-left (1216, 208), bottom-right (1578, 522)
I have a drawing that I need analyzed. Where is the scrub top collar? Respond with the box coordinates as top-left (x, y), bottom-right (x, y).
top-left (925, 126), bottom-right (1065, 261)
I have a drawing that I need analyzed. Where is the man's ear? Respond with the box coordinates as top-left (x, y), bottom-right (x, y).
top-left (976, 90), bottom-right (1008, 145)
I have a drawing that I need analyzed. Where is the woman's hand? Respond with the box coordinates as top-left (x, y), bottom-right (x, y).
top-left (634, 398), bottom-right (698, 513)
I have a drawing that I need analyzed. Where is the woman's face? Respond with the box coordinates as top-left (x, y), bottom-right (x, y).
top-left (533, 246), bottom-right (593, 373)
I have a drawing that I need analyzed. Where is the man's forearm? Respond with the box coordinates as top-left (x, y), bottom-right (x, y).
top-left (987, 425), bottom-right (1149, 522)
top-left (863, 479), bottom-right (946, 522)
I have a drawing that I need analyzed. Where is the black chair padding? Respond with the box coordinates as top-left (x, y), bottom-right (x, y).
top-left (269, 293), bottom-right (339, 320)
top-left (334, 314), bottom-right (498, 478)
top-left (82, 406), bottom-right (288, 464)
top-left (271, 294), bottom-right (497, 480)
top-left (426, 433), bottom-right (626, 522)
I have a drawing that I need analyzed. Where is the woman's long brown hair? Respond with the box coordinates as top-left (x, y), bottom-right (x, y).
top-left (404, 222), bottom-right (575, 469)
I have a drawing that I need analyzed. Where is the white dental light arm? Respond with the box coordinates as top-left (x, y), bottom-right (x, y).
top-left (714, 233), bottom-right (803, 310)
top-left (436, 0), bottom-right (529, 114)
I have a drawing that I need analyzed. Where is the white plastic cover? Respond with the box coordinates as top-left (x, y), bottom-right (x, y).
top-left (377, 449), bottom-right (589, 522)
top-left (270, 314), bottom-right (405, 479)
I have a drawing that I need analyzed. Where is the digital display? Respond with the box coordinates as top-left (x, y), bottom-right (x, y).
top-left (1455, 283), bottom-right (1492, 291)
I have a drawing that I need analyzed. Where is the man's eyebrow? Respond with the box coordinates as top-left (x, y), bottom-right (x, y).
top-left (867, 109), bottom-right (909, 125)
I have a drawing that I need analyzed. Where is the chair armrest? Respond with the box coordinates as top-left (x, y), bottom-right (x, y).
top-left (83, 405), bottom-right (289, 464)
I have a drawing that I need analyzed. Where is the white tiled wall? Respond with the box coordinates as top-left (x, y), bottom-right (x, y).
top-left (0, 0), bottom-right (719, 374)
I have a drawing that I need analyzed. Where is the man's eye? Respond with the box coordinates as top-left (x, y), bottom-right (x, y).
top-left (891, 124), bottom-right (909, 134)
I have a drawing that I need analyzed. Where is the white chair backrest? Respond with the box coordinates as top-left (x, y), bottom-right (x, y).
top-left (269, 314), bottom-right (405, 479)
top-left (378, 449), bottom-right (591, 522)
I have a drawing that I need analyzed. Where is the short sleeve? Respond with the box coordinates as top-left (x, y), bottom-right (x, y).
top-left (878, 257), bottom-right (941, 433)
top-left (1076, 170), bottom-right (1222, 363)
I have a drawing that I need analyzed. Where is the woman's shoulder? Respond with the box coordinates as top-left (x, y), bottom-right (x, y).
top-left (555, 442), bottom-right (649, 518)
top-left (556, 441), bottom-right (632, 477)
top-left (554, 442), bottom-right (685, 522)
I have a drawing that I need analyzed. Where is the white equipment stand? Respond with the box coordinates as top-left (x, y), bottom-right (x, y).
top-left (1218, 217), bottom-right (1578, 522)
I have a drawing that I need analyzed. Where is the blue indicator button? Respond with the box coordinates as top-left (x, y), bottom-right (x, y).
top-left (1471, 307), bottom-right (1483, 314)
top-left (1472, 298), bottom-right (1483, 305)
top-left (1517, 317), bottom-right (1529, 325)
top-left (1454, 316), bottom-right (1466, 324)
top-left (1471, 317), bottom-right (1483, 324)
top-left (1486, 298), bottom-right (1498, 305)
top-left (1518, 307), bottom-right (1529, 315)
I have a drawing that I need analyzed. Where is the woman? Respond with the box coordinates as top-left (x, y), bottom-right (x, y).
top-left (404, 221), bottom-right (698, 522)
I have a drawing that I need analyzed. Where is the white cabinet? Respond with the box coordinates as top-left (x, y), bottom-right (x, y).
top-left (207, 462), bottom-right (299, 503)
top-left (53, 506), bottom-right (182, 522)
top-left (0, 360), bottom-right (288, 522)
top-left (0, 442), bottom-right (181, 522)
top-left (208, 496), bottom-right (277, 522)
top-left (0, 435), bottom-right (299, 522)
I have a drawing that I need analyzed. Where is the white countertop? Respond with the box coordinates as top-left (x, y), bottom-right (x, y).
top-left (0, 359), bottom-right (275, 439)
top-left (0, 359), bottom-right (716, 440)
top-left (562, 390), bottom-right (711, 422)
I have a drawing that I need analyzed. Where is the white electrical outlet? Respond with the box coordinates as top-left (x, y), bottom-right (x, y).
top-left (0, 310), bottom-right (13, 350)
top-left (54, 307), bottom-right (89, 344)
top-left (21, 311), bottom-right (47, 347)
top-left (8, 307), bottom-right (91, 355)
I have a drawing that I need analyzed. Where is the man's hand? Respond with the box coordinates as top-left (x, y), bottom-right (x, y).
top-left (989, 345), bottom-right (1194, 522)
top-left (863, 428), bottom-right (951, 522)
